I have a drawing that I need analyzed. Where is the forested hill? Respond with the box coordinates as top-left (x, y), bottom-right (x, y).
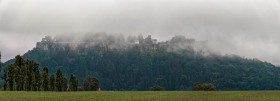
top-left (4, 33), bottom-right (280, 90)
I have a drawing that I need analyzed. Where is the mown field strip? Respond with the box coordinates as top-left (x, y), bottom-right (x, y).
top-left (0, 91), bottom-right (280, 101)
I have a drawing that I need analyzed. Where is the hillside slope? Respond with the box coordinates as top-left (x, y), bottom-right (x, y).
top-left (5, 34), bottom-right (280, 90)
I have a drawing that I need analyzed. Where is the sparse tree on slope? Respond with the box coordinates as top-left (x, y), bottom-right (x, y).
top-left (29, 61), bottom-right (40, 91)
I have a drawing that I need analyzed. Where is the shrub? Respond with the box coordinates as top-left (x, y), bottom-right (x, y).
top-left (78, 87), bottom-right (84, 91)
top-left (150, 86), bottom-right (163, 91)
top-left (192, 82), bottom-right (216, 91)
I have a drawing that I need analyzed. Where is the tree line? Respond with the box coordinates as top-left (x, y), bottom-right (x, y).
top-left (1, 54), bottom-right (99, 91)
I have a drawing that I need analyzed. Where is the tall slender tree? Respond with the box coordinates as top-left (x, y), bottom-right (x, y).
top-left (0, 52), bottom-right (3, 90)
top-left (14, 55), bottom-right (26, 91)
top-left (14, 55), bottom-right (24, 68)
top-left (49, 74), bottom-right (56, 91)
top-left (31, 72), bottom-right (36, 91)
top-left (25, 59), bottom-right (33, 91)
top-left (4, 55), bottom-right (79, 92)
top-left (62, 77), bottom-right (68, 91)
top-left (15, 66), bottom-right (20, 91)
top-left (56, 68), bottom-right (64, 91)
top-left (42, 66), bottom-right (49, 91)
top-left (69, 74), bottom-right (78, 91)
top-left (0, 51), bottom-right (2, 72)
top-left (8, 64), bottom-right (15, 91)
top-left (32, 61), bottom-right (41, 91)
top-left (16, 67), bottom-right (27, 91)
top-left (1, 66), bottom-right (8, 91)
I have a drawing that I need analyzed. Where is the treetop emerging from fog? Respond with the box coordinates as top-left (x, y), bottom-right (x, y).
top-left (36, 33), bottom-right (207, 54)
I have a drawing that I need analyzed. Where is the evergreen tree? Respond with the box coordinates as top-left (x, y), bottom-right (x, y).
top-left (1, 67), bottom-right (8, 91)
top-left (43, 66), bottom-right (48, 73)
top-left (49, 74), bottom-right (56, 91)
top-left (56, 68), bottom-right (64, 91)
top-left (0, 51), bottom-right (1, 72)
top-left (69, 74), bottom-right (78, 91)
top-left (8, 64), bottom-right (15, 91)
top-left (0, 52), bottom-right (5, 91)
top-left (42, 66), bottom-right (49, 91)
top-left (62, 77), bottom-right (68, 91)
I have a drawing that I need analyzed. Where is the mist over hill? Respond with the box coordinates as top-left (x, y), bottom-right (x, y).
top-left (35, 33), bottom-right (210, 55)
top-left (3, 33), bottom-right (280, 91)
top-left (1, 0), bottom-right (280, 65)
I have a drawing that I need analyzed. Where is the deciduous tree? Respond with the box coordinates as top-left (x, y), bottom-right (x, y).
top-left (14, 55), bottom-right (26, 91)
top-left (8, 64), bottom-right (15, 91)
top-left (82, 75), bottom-right (99, 91)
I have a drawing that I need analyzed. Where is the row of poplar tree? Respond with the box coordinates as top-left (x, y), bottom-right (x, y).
top-left (1, 55), bottom-right (79, 91)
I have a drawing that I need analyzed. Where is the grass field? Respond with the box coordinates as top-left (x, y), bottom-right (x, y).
top-left (0, 91), bottom-right (280, 101)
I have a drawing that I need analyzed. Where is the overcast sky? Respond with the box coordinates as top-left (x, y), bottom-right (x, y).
top-left (0, 0), bottom-right (280, 65)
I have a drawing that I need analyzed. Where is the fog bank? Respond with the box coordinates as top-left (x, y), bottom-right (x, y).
top-left (0, 0), bottom-right (280, 65)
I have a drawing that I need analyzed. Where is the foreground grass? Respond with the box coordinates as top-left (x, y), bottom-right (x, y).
top-left (0, 91), bottom-right (280, 101)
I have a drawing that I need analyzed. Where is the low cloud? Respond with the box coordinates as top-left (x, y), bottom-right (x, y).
top-left (0, 0), bottom-right (280, 65)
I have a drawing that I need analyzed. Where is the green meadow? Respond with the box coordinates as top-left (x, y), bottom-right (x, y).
top-left (0, 91), bottom-right (280, 101)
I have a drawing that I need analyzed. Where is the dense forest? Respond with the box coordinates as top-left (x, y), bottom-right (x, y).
top-left (3, 33), bottom-right (280, 91)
